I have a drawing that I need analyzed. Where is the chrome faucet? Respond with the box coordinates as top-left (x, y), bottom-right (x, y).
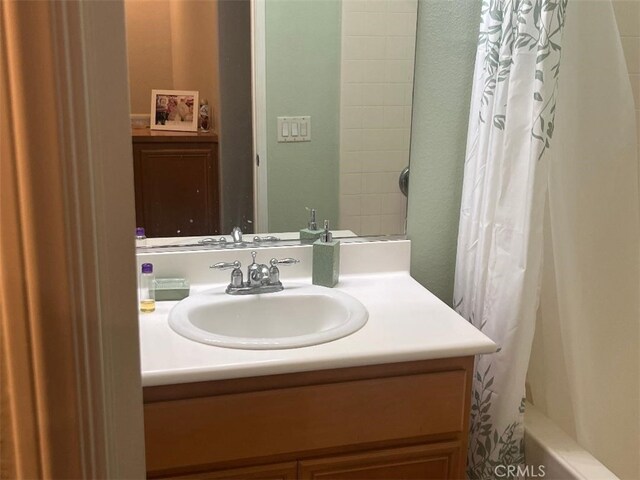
top-left (199, 226), bottom-right (245, 248)
top-left (231, 226), bottom-right (243, 244)
top-left (211, 251), bottom-right (299, 295)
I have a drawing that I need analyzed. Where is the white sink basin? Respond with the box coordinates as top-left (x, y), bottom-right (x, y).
top-left (168, 283), bottom-right (368, 349)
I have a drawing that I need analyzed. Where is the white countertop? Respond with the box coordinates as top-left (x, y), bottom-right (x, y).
top-left (140, 271), bottom-right (496, 387)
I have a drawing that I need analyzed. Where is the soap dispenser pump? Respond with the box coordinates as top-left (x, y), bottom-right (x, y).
top-left (312, 220), bottom-right (340, 288)
top-left (300, 208), bottom-right (324, 242)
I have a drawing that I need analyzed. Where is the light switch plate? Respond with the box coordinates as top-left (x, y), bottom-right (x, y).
top-left (277, 116), bottom-right (311, 143)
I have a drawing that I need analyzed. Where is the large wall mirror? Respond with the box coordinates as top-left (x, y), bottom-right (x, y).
top-left (124, 0), bottom-right (418, 246)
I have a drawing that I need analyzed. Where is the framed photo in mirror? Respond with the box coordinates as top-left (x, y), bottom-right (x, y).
top-left (150, 89), bottom-right (199, 132)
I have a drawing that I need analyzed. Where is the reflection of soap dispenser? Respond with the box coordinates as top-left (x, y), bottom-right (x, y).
top-left (300, 208), bottom-right (324, 242)
top-left (312, 220), bottom-right (340, 287)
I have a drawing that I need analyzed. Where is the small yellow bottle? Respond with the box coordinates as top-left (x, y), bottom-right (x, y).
top-left (139, 263), bottom-right (156, 313)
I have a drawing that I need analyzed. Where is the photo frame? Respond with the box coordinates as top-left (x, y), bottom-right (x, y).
top-left (150, 89), bottom-right (199, 132)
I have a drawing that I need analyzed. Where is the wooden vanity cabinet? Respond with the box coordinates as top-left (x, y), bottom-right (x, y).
top-left (143, 357), bottom-right (474, 480)
top-left (132, 129), bottom-right (220, 238)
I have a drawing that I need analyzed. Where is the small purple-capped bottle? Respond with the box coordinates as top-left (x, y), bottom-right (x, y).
top-left (136, 227), bottom-right (146, 248)
top-left (139, 262), bottom-right (155, 313)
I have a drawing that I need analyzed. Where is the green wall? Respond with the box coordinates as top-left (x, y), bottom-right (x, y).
top-left (265, 0), bottom-right (341, 232)
top-left (407, 0), bottom-right (481, 305)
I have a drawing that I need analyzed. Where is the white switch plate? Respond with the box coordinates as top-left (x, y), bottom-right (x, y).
top-left (277, 116), bottom-right (311, 143)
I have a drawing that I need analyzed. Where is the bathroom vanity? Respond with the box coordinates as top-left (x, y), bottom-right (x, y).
top-left (138, 240), bottom-right (495, 479)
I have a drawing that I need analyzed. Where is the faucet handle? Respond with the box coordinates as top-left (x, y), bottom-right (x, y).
top-left (211, 260), bottom-right (243, 288)
top-left (269, 258), bottom-right (300, 267)
top-left (268, 258), bottom-right (299, 284)
top-left (200, 237), bottom-right (228, 246)
top-left (253, 235), bottom-right (280, 243)
top-left (210, 260), bottom-right (241, 270)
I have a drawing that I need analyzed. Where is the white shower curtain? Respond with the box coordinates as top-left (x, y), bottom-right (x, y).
top-left (453, 0), bottom-right (569, 477)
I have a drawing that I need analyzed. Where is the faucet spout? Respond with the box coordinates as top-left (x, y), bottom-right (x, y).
top-left (231, 226), bottom-right (243, 243)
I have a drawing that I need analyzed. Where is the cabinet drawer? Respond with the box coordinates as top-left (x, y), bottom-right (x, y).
top-left (145, 370), bottom-right (468, 473)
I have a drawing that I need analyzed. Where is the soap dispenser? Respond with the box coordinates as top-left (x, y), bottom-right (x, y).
top-left (300, 208), bottom-right (324, 242)
top-left (312, 220), bottom-right (340, 287)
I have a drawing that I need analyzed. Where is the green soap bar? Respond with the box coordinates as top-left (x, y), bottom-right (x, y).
top-left (154, 278), bottom-right (190, 301)
top-left (312, 239), bottom-right (340, 288)
top-left (300, 228), bottom-right (324, 243)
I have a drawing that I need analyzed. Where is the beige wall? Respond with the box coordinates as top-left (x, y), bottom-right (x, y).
top-left (613, 0), bottom-right (640, 155)
top-left (124, 0), bottom-right (220, 129)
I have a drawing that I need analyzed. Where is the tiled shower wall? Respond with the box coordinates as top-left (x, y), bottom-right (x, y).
top-left (613, 0), bottom-right (640, 154)
top-left (338, 0), bottom-right (418, 235)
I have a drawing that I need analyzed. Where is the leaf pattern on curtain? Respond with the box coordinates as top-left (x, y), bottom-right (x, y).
top-left (477, 0), bottom-right (568, 159)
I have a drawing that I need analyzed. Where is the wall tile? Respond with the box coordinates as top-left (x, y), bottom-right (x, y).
top-left (363, 13), bottom-right (387, 35)
top-left (365, 0), bottom-right (388, 13)
top-left (386, 12), bottom-right (415, 36)
top-left (361, 106), bottom-right (384, 128)
top-left (386, 129), bottom-right (407, 150)
top-left (343, 36), bottom-right (366, 60)
top-left (341, 174), bottom-right (362, 195)
top-left (363, 60), bottom-right (387, 83)
top-left (360, 215), bottom-right (382, 235)
top-left (343, 11), bottom-right (367, 36)
top-left (380, 172), bottom-right (399, 192)
top-left (341, 129), bottom-right (363, 152)
top-left (381, 193), bottom-right (406, 215)
top-left (403, 83), bottom-right (415, 105)
top-left (403, 106), bottom-right (413, 127)
top-left (344, 60), bottom-right (364, 83)
top-left (363, 36), bottom-right (387, 60)
top-left (342, 106), bottom-right (363, 129)
top-left (341, 215), bottom-right (362, 233)
top-left (380, 214), bottom-right (404, 234)
top-left (383, 106), bottom-right (405, 128)
top-left (362, 129), bottom-right (388, 151)
top-left (385, 60), bottom-right (413, 83)
top-left (388, 0), bottom-right (418, 14)
top-left (383, 84), bottom-right (406, 105)
top-left (386, 35), bottom-right (411, 59)
top-left (339, 155), bottom-right (363, 173)
top-left (361, 83), bottom-right (385, 105)
top-left (363, 150), bottom-right (390, 172)
top-left (361, 194), bottom-right (382, 214)
top-left (342, 84), bottom-right (363, 106)
top-left (343, 0), bottom-right (369, 13)
top-left (341, 195), bottom-right (362, 216)
top-left (362, 173), bottom-right (384, 193)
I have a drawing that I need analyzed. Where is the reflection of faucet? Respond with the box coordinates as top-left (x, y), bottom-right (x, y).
top-left (231, 226), bottom-right (243, 244)
top-left (211, 251), bottom-right (299, 295)
top-left (253, 235), bottom-right (280, 243)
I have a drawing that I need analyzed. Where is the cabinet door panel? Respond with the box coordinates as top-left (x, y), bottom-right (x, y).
top-left (166, 462), bottom-right (297, 479)
top-left (134, 145), bottom-right (219, 237)
top-left (298, 444), bottom-right (460, 480)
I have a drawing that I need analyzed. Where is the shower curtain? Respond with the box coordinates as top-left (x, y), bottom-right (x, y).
top-left (453, 0), bottom-right (569, 477)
